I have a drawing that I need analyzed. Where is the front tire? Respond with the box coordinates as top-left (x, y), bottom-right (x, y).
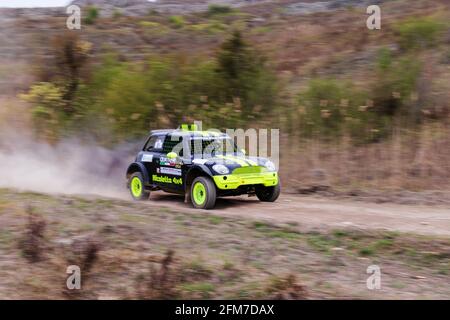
top-left (128, 172), bottom-right (150, 201)
top-left (191, 176), bottom-right (216, 209)
top-left (256, 183), bottom-right (281, 202)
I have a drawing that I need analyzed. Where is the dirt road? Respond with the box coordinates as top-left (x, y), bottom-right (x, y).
top-left (147, 193), bottom-right (450, 237)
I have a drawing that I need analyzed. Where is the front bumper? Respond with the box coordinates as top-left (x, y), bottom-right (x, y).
top-left (212, 172), bottom-right (279, 190)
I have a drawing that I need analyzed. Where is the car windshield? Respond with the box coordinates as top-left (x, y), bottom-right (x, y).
top-left (190, 137), bottom-right (240, 158)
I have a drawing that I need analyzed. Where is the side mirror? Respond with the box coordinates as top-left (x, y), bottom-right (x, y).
top-left (167, 152), bottom-right (177, 159)
top-left (241, 149), bottom-right (246, 155)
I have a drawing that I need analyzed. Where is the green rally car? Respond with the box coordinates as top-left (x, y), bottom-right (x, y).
top-left (126, 124), bottom-right (280, 209)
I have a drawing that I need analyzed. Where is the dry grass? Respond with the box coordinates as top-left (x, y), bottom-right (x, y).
top-left (19, 206), bottom-right (47, 263)
top-left (135, 250), bottom-right (179, 299)
top-left (266, 274), bottom-right (308, 300)
top-left (280, 122), bottom-right (450, 191)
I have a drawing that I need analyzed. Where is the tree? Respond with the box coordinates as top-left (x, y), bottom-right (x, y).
top-left (52, 33), bottom-right (92, 111)
top-left (216, 31), bottom-right (277, 119)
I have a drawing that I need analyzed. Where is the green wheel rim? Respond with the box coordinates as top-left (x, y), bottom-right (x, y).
top-left (193, 182), bottom-right (206, 205)
top-left (131, 177), bottom-right (143, 198)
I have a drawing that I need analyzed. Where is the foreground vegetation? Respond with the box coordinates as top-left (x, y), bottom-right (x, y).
top-left (0, 189), bottom-right (448, 299)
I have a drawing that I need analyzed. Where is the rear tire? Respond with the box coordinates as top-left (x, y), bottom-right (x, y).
top-left (128, 172), bottom-right (150, 201)
top-left (256, 183), bottom-right (281, 202)
top-left (191, 176), bottom-right (216, 209)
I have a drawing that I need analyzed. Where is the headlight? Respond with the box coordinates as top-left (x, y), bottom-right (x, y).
top-left (212, 164), bottom-right (230, 175)
top-left (265, 160), bottom-right (276, 172)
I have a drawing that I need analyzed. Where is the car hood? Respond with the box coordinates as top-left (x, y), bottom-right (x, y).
top-left (192, 155), bottom-right (272, 172)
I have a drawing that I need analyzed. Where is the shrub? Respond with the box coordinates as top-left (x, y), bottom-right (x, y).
top-left (395, 17), bottom-right (444, 50)
top-left (51, 33), bottom-right (91, 103)
top-left (371, 48), bottom-right (422, 118)
top-left (84, 6), bottom-right (99, 25)
top-left (266, 274), bottom-right (308, 300)
top-left (19, 207), bottom-right (46, 263)
top-left (148, 9), bottom-right (159, 16)
top-left (299, 79), bottom-right (362, 136)
top-left (136, 250), bottom-right (179, 299)
top-left (23, 32), bottom-right (279, 141)
top-left (66, 235), bottom-right (101, 273)
top-left (207, 4), bottom-right (233, 16)
top-left (87, 57), bottom-right (221, 139)
top-left (83, 32), bottom-right (278, 139)
top-left (169, 15), bottom-right (185, 28)
top-left (20, 82), bottom-right (65, 111)
top-left (92, 63), bottom-right (154, 140)
top-left (297, 77), bottom-right (393, 142)
top-left (19, 82), bottom-right (66, 141)
top-left (21, 33), bottom-right (92, 140)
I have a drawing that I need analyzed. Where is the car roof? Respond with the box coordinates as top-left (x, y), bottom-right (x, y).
top-left (150, 129), bottom-right (175, 135)
top-left (150, 128), bottom-right (228, 138)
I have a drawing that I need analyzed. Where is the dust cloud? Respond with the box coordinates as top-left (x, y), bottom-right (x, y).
top-left (0, 129), bottom-right (142, 199)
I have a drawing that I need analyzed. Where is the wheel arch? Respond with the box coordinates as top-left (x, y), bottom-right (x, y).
top-left (185, 165), bottom-right (214, 189)
top-left (126, 162), bottom-right (150, 184)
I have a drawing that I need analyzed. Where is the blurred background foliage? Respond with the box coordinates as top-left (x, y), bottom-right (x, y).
top-left (20, 9), bottom-right (450, 145)
top-left (22, 30), bottom-right (279, 143)
top-left (1, 0), bottom-right (447, 189)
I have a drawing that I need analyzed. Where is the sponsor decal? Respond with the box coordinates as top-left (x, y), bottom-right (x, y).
top-left (159, 158), bottom-right (169, 166)
top-left (154, 138), bottom-right (163, 149)
top-left (152, 175), bottom-right (183, 185)
top-left (160, 157), bottom-right (180, 167)
top-left (141, 154), bottom-right (153, 162)
top-left (160, 167), bottom-right (182, 176)
top-left (192, 159), bottom-right (209, 165)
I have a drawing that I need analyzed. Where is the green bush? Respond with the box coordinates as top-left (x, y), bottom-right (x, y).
top-left (299, 79), bottom-right (360, 136)
top-left (207, 4), bottom-right (233, 16)
top-left (20, 82), bottom-right (66, 140)
top-left (371, 48), bottom-right (422, 118)
top-left (84, 6), bottom-right (99, 25)
top-left (169, 15), bottom-right (185, 28)
top-left (83, 36), bottom-right (278, 140)
top-left (23, 32), bottom-right (279, 142)
top-left (395, 17), bottom-right (444, 50)
top-left (20, 82), bottom-right (65, 110)
top-left (314, 47), bottom-right (425, 140)
top-left (86, 57), bottom-right (224, 140)
top-left (297, 78), bottom-right (391, 142)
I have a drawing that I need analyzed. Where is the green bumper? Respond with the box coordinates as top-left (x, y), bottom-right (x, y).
top-left (213, 172), bottom-right (279, 190)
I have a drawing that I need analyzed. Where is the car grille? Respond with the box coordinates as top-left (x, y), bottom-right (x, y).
top-left (232, 166), bottom-right (266, 175)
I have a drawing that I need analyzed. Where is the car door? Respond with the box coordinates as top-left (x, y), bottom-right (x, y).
top-left (138, 134), bottom-right (165, 185)
top-left (155, 134), bottom-right (184, 193)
